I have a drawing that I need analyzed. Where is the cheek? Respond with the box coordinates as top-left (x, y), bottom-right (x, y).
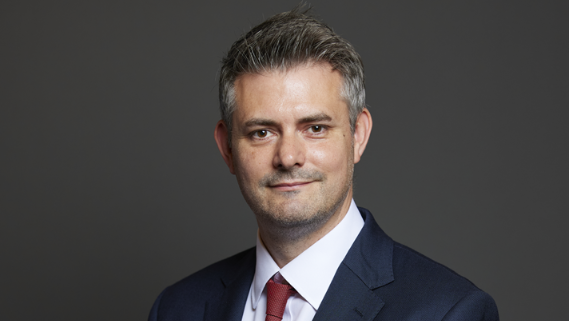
top-left (235, 147), bottom-right (268, 181)
top-left (309, 141), bottom-right (351, 173)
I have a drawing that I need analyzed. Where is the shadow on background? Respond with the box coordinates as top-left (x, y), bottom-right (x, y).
top-left (1, 1), bottom-right (567, 320)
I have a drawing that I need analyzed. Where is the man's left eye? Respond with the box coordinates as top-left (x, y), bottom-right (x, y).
top-left (309, 125), bottom-right (324, 133)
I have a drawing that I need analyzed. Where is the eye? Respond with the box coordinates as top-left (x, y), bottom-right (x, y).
top-left (253, 130), bottom-right (269, 138)
top-left (309, 125), bottom-right (324, 133)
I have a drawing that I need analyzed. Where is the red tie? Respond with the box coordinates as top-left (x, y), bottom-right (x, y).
top-left (265, 278), bottom-right (296, 321)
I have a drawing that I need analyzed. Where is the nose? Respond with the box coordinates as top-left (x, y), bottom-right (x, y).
top-left (272, 132), bottom-right (306, 170)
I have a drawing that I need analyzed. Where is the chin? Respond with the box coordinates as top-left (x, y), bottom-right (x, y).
top-left (269, 200), bottom-right (311, 221)
top-left (265, 197), bottom-right (339, 227)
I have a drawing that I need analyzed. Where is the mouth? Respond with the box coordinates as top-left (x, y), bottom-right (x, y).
top-left (269, 181), bottom-right (313, 192)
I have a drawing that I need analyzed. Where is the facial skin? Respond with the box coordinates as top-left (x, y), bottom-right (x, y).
top-left (215, 63), bottom-right (372, 266)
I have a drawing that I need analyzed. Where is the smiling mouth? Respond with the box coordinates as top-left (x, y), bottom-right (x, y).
top-left (269, 181), bottom-right (313, 191)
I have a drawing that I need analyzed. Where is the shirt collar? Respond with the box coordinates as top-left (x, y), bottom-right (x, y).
top-left (250, 199), bottom-right (364, 310)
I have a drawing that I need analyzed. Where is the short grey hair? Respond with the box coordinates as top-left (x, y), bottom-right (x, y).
top-left (219, 5), bottom-right (366, 136)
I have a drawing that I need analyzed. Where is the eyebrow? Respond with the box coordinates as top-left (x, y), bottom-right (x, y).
top-left (242, 113), bottom-right (333, 128)
top-left (244, 118), bottom-right (279, 127)
top-left (298, 113), bottom-right (332, 124)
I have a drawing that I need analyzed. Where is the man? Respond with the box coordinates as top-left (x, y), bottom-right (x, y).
top-left (149, 6), bottom-right (499, 321)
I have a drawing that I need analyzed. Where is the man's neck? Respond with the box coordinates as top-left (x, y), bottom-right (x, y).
top-left (257, 193), bottom-right (353, 268)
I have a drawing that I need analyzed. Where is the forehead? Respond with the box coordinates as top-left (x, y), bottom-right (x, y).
top-left (232, 63), bottom-right (347, 122)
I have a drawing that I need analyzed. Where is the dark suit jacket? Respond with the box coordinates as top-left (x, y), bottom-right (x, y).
top-left (149, 207), bottom-right (499, 320)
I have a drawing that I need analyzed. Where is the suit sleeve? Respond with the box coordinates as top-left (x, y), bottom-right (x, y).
top-left (442, 290), bottom-right (499, 321)
top-left (148, 288), bottom-right (166, 321)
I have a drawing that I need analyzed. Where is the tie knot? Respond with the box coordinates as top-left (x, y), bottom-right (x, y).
top-left (265, 278), bottom-right (296, 321)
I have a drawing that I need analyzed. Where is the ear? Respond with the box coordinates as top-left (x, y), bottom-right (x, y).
top-left (353, 108), bottom-right (373, 164)
top-left (214, 120), bottom-right (235, 174)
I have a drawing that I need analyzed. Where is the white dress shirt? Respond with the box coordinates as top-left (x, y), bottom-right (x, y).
top-left (241, 199), bottom-right (364, 321)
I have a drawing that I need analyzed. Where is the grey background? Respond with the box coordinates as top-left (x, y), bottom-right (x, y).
top-left (1, 1), bottom-right (567, 320)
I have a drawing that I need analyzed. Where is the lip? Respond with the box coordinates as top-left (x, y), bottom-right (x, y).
top-left (269, 181), bottom-right (313, 191)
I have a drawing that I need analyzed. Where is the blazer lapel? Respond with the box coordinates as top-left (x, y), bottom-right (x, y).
top-left (313, 263), bottom-right (384, 321)
top-left (314, 207), bottom-right (395, 321)
top-left (204, 249), bottom-right (256, 321)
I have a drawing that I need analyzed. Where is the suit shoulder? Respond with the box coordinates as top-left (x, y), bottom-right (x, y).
top-left (392, 242), bottom-right (480, 291)
top-left (167, 246), bottom-right (255, 297)
top-left (395, 242), bottom-right (477, 285)
top-left (374, 242), bottom-right (498, 319)
top-left (393, 242), bottom-right (496, 305)
top-left (149, 247), bottom-right (255, 319)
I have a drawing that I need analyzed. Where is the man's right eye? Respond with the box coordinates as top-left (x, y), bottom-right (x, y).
top-left (253, 130), bottom-right (269, 138)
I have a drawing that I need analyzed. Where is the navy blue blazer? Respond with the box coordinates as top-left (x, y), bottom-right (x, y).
top-left (149, 208), bottom-right (499, 320)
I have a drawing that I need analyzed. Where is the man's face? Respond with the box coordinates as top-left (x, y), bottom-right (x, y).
top-left (222, 63), bottom-right (359, 233)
